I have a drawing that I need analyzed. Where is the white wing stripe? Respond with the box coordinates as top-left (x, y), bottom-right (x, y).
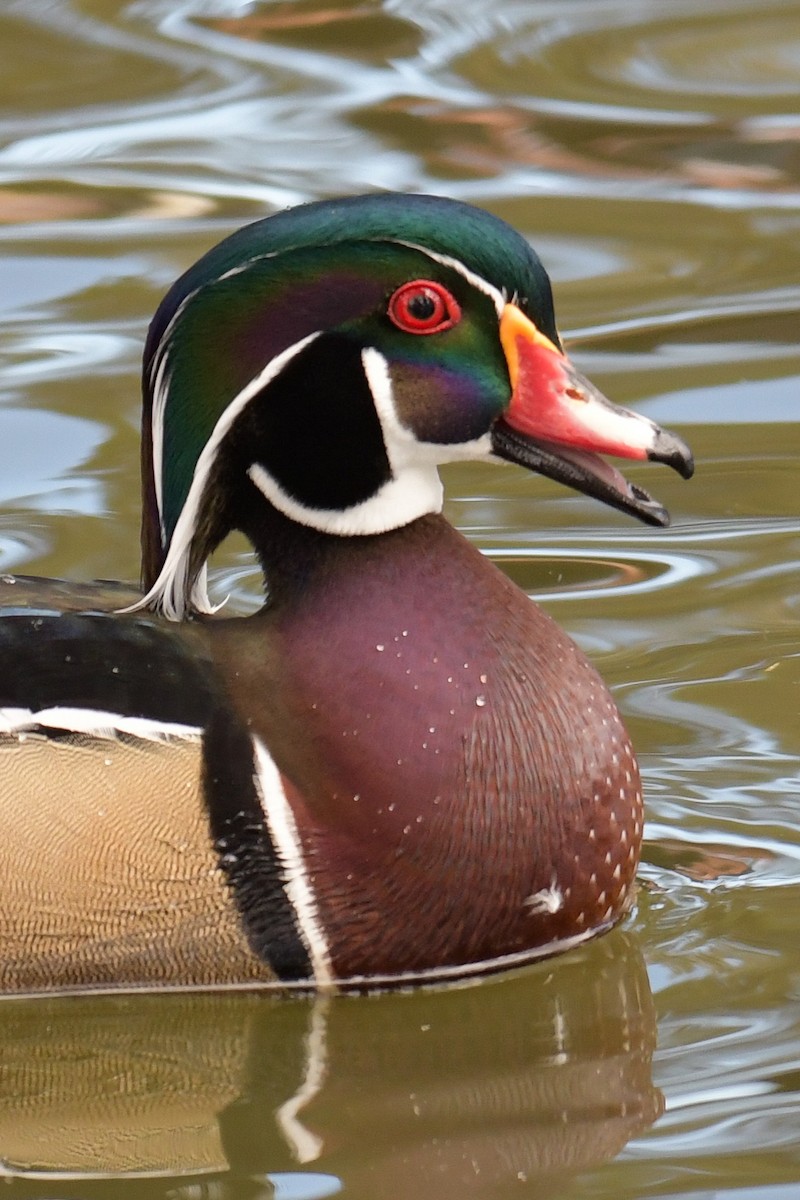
top-left (0, 706), bottom-right (202, 742)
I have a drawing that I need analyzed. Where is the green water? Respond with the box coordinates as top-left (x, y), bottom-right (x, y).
top-left (1, 2), bottom-right (800, 1197)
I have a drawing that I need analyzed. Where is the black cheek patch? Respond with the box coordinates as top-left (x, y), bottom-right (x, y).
top-left (232, 334), bottom-right (392, 511)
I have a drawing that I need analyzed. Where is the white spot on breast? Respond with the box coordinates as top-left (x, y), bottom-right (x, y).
top-left (525, 884), bottom-right (563, 914)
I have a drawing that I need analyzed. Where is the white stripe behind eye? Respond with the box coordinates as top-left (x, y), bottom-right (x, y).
top-left (391, 240), bottom-right (506, 317)
top-left (150, 353), bottom-right (171, 542)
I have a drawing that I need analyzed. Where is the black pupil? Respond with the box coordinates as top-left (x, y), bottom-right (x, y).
top-left (407, 291), bottom-right (437, 322)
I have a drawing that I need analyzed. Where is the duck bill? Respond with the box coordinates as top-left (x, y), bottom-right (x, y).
top-left (492, 303), bottom-right (693, 527)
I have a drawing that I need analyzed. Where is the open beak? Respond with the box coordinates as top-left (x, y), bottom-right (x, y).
top-left (492, 303), bottom-right (693, 526)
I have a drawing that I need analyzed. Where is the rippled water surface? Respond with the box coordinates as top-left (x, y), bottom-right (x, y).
top-left (2, 2), bottom-right (800, 1197)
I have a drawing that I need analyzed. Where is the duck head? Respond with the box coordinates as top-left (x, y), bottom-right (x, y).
top-left (140, 193), bottom-right (692, 618)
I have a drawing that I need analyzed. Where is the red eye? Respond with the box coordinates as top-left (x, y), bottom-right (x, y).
top-left (387, 280), bottom-right (461, 335)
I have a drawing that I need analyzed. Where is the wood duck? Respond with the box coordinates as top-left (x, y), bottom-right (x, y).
top-left (0, 193), bottom-right (693, 995)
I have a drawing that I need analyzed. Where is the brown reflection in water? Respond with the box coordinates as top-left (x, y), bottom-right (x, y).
top-left (352, 94), bottom-right (800, 192)
top-left (353, 62), bottom-right (800, 193)
top-left (0, 932), bottom-right (660, 1200)
top-left (648, 838), bottom-right (764, 884)
top-left (596, 126), bottom-right (800, 192)
top-left (196, 0), bottom-right (422, 63)
top-left (0, 189), bottom-right (102, 224)
top-left (353, 97), bottom-right (659, 183)
top-left (0, 187), bottom-right (220, 226)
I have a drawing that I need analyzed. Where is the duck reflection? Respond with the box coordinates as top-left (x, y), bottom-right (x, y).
top-left (0, 931), bottom-right (660, 1200)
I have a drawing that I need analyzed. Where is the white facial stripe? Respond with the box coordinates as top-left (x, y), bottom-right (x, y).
top-left (0, 706), bottom-right (202, 742)
top-left (245, 343), bottom-right (502, 540)
top-left (361, 345), bottom-right (417, 468)
top-left (391, 240), bottom-right (506, 317)
top-left (128, 331), bottom-right (322, 621)
top-left (250, 735), bottom-right (335, 989)
top-left (247, 460), bottom-right (442, 536)
top-left (361, 347), bottom-right (494, 467)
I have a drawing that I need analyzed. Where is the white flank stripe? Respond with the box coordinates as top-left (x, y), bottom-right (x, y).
top-left (0, 706), bottom-right (202, 742)
top-left (250, 735), bottom-right (335, 988)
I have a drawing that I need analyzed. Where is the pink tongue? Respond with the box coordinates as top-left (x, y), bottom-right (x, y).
top-left (535, 439), bottom-right (638, 499)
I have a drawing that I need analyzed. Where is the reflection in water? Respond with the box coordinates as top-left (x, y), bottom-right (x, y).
top-left (0, 934), bottom-right (659, 1200)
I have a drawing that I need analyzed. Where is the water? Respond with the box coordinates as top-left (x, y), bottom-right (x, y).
top-left (1, 1), bottom-right (800, 1196)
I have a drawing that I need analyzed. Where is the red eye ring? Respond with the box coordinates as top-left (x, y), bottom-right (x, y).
top-left (387, 280), bottom-right (461, 335)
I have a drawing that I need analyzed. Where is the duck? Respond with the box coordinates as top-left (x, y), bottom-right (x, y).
top-left (0, 193), bottom-right (693, 995)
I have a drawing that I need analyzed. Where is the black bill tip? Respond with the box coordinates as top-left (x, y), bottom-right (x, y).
top-left (648, 428), bottom-right (694, 481)
top-left (491, 419), bottom-right (684, 528)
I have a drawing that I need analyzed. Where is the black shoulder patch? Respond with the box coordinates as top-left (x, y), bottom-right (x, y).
top-left (0, 613), bottom-right (217, 724)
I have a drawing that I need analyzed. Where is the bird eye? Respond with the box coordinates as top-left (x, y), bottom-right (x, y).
top-left (387, 280), bottom-right (461, 335)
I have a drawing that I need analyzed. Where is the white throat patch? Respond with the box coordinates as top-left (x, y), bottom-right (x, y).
top-left (247, 347), bottom-right (444, 538)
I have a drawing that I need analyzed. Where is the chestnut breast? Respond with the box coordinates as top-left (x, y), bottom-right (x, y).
top-left (212, 514), bottom-right (641, 981)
